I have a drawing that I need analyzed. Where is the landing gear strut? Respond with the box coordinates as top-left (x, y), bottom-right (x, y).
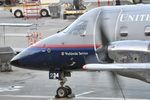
top-left (49, 70), bottom-right (75, 98)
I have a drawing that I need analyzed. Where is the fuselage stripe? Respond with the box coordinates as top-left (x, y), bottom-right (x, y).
top-left (32, 44), bottom-right (102, 49)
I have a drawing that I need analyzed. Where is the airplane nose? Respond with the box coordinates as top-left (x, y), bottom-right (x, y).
top-left (10, 59), bottom-right (20, 67)
top-left (10, 46), bottom-right (51, 70)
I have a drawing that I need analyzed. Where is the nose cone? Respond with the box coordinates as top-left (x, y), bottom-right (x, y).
top-left (10, 58), bottom-right (20, 67)
top-left (10, 50), bottom-right (26, 67)
top-left (10, 34), bottom-right (57, 70)
top-left (10, 46), bottom-right (51, 70)
top-left (10, 47), bottom-right (35, 68)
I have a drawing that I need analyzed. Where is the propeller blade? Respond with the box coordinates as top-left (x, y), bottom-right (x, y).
top-left (95, 28), bottom-right (111, 62)
top-left (100, 28), bottom-right (109, 46)
top-left (108, 72), bottom-right (119, 90)
top-left (107, 72), bottom-right (126, 99)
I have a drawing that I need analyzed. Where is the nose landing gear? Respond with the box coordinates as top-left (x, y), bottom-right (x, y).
top-left (49, 70), bottom-right (75, 98)
top-left (56, 77), bottom-right (74, 98)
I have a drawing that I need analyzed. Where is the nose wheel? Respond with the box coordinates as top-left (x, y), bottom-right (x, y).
top-left (56, 86), bottom-right (72, 98)
top-left (65, 85), bottom-right (72, 95)
top-left (56, 87), bottom-right (68, 98)
top-left (55, 73), bottom-right (75, 98)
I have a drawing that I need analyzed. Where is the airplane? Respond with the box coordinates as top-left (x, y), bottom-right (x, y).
top-left (10, 4), bottom-right (150, 98)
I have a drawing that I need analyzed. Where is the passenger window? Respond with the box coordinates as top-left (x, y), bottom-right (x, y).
top-left (120, 26), bottom-right (128, 37)
top-left (69, 20), bottom-right (88, 36)
top-left (145, 26), bottom-right (150, 36)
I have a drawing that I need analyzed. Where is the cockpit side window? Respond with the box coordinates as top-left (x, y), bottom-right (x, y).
top-left (63, 20), bottom-right (88, 36)
top-left (69, 20), bottom-right (88, 35)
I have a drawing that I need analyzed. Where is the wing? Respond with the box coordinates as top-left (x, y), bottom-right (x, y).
top-left (83, 63), bottom-right (150, 71)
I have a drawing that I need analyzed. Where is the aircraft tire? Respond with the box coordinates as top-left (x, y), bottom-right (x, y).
top-left (56, 87), bottom-right (68, 98)
top-left (65, 85), bottom-right (72, 95)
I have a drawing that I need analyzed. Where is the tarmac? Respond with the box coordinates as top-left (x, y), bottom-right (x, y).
top-left (0, 9), bottom-right (150, 100)
top-left (0, 67), bottom-right (150, 100)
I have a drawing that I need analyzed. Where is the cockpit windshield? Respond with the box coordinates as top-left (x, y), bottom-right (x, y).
top-left (62, 18), bottom-right (88, 36)
top-left (69, 20), bottom-right (88, 35)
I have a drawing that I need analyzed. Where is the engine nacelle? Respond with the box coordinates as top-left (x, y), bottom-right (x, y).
top-left (108, 40), bottom-right (150, 63)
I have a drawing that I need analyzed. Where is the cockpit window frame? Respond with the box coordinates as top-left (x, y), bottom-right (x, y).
top-left (58, 8), bottom-right (101, 37)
